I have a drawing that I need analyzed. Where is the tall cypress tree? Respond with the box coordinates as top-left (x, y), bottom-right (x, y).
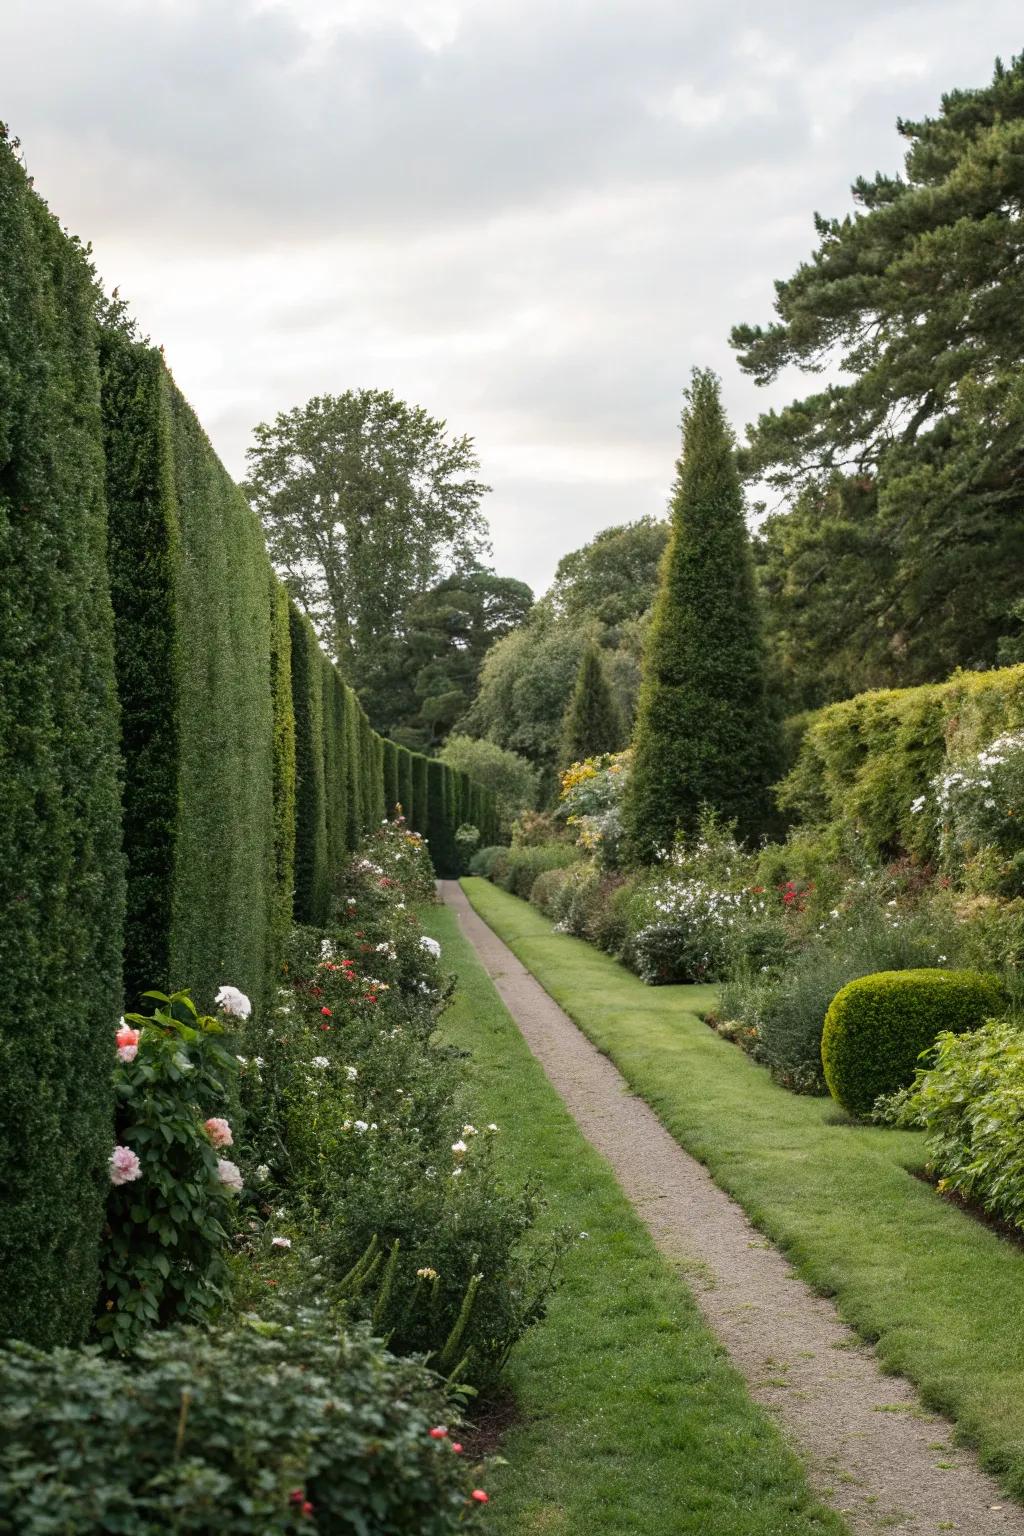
top-left (624, 369), bottom-right (778, 859)
top-left (561, 638), bottom-right (621, 764)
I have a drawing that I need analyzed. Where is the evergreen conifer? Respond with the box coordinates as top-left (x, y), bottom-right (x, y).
top-left (624, 369), bottom-right (778, 859)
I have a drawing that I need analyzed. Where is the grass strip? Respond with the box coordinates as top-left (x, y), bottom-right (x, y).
top-left (422, 902), bottom-right (846, 1536)
top-left (460, 877), bottom-right (1024, 1499)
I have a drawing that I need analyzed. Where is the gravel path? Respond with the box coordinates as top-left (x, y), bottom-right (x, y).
top-left (441, 880), bottom-right (1024, 1536)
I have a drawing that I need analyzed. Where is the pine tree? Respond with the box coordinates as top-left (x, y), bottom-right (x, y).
top-left (561, 639), bottom-right (621, 764)
top-left (624, 369), bottom-right (779, 860)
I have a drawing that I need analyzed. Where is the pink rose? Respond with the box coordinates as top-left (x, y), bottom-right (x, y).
top-left (109, 1145), bottom-right (142, 1186)
top-left (116, 1026), bottom-right (140, 1063)
top-left (204, 1116), bottom-right (233, 1148)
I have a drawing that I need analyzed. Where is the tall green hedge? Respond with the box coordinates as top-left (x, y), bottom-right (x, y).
top-left (779, 664), bottom-right (1024, 862)
top-left (290, 607), bottom-right (329, 925)
top-left (0, 145), bottom-right (496, 1351)
top-left (269, 580), bottom-right (296, 966)
top-left (382, 739), bottom-right (400, 817)
top-left (0, 137), bottom-right (125, 1348)
top-left (396, 746), bottom-right (414, 821)
top-left (411, 753), bottom-right (429, 837)
top-left (102, 335), bottom-right (277, 1014)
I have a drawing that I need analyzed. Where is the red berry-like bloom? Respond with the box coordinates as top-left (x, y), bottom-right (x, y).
top-left (471, 1490), bottom-right (489, 1503)
top-left (451, 1442), bottom-right (463, 1454)
top-left (321, 1006), bottom-right (332, 1016)
top-left (302, 1502), bottom-right (314, 1518)
top-left (429, 1426), bottom-right (448, 1439)
top-left (289, 1489), bottom-right (304, 1505)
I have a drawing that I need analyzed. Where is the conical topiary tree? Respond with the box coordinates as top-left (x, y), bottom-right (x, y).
top-left (624, 368), bottom-right (779, 860)
top-left (561, 638), bottom-right (622, 765)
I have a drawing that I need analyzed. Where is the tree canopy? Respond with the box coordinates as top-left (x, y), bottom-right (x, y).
top-left (732, 53), bottom-right (1024, 693)
top-left (244, 390), bottom-right (491, 685)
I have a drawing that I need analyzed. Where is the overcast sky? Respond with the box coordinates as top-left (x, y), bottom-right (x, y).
top-left (4, 1), bottom-right (1020, 593)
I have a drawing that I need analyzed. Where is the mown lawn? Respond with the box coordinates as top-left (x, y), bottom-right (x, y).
top-left (421, 903), bottom-right (845, 1536)
top-left (460, 877), bottom-right (1024, 1501)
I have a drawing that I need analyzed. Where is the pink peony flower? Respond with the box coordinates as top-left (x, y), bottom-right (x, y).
top-left (109, 1145), bottom-right (142, 1186)
top-left (216, 1158), bottom-right (243, 1193)
top-left (204, 1116), bottom-right (233, 1148)
top-left (116, 1025), bottom-right (140, 1063)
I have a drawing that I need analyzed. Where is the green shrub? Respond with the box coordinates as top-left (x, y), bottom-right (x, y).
top-left (468, 845), bottom-right (509, 878)
top-left (411, 752), bottom-right (429, 837)
top-left (720, 894), bottom-right (969, 1093)
top-left (326, 1130), bottom-right (568, 1392)
top-left (821, 967), bottom-right (1006, 1117)
top-left (0, 1309), bottom-right (482, 1535)
top-left (0, 136), bottom-right (124, 1348)
top-left (97, 991), bottom-right (242, 1353)
top-left (529, 864), bottom-right (575, 916)
top-left (882, 1014), bottom-right (1024, 1231)
top-left (493, 844), bottom-right (581, 900)
top-left (778, 664), bottom-right (1024, 868)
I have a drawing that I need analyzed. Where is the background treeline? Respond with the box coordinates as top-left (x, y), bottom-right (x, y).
top-left (0, 130), bottom-right (496, 1349)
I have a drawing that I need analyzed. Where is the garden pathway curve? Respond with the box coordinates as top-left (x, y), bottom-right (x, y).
top-left (440, 879), bottom-right (1024, 1536)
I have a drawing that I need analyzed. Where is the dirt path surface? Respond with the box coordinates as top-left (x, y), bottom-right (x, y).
top-left (440, 880), bottom-right (1024, 1536)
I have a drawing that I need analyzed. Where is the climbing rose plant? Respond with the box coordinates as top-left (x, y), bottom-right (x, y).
top-left (95, 989), bottom-right (244, 1353)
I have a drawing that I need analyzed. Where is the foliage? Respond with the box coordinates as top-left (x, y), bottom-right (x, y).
top-left (779, 664), bottom-right (1024, 871)
top-left (439, 733), bottom-right (537, 827)
top-left (102, 331), bottom-right (279, 1015)
top-left (491, 843), bottom-right (582, 901)
top-left (244, 389), bottom-right (490, 683)
top-left (557, 751), bottom-right (631, 866)
top-left (0, 133), bottom-right (124, 1349)
top-left (733, 55), bottom-right (1024, 695)
top-left (327, 1131), bottom-right (569, 1391)
top-left (96, 992), bottom-right (242, 1353)
top-left (466, 521), bottom-right (668, 793)
top-left (624, 370), bottom-right (779, 859)
top-left (468, 845), bottom-right (509, 879)
top-left (719, 889), bottom-right (972, 1094)
top-left (821, 968), bottom-right (1006, 1118)
top-left (929, 730), bottom-right (1024, 896)
top-left (0, 1309), bottom-right (482, 1536)
top-left (561, 639), bottom-right (622, 765)
top-left (547, 516), bottom-right (669, 630)
top-left (362, 567), bottom-right (534, 746)
top-left (466, 617), bottom-right (588, 789)
top-left (883, 1015), bottom-right (1024, 1233)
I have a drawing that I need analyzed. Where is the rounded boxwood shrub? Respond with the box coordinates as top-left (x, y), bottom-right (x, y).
top-left (821, 968), bottom-right (1007, 1118)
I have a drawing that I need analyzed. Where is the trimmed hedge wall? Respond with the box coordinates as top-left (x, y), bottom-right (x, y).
top-left (779, 665), bottom-right (1024, 862)
top-left (0, 144), bottom-right (491, 1346)
top-left (102, 334), bottom-right (278, 1015)
top-left (822, 968), bottom-right (1006, 1118)
top-left (0, 138), bottom-right (125, 1348)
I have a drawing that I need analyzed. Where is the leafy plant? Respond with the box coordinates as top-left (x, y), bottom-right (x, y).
top-left (95, 990), bottom-right (242, 1352)
top-left (881, 1015), bottom-right (1024, 1232)
top-left (0, 1308), bottom-right (484, 1535)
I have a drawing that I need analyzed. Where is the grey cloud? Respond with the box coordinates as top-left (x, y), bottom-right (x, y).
top-left (3, 0), bottom-right (1021, 592)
